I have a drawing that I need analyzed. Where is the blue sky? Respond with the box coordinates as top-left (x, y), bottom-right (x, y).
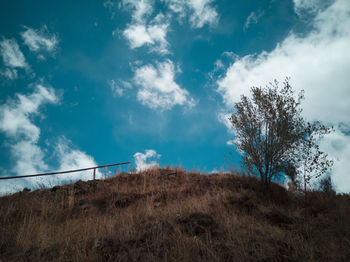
top-left (1, 0), bottom-right (350, 194)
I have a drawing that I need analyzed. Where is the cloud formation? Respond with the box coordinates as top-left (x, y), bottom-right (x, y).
top-left (0, 85), bottom-right (57, 188)
top-left (121, 0), bottom-right (218, 53)
top-left (10, 140), bottom-right (48, 177)
top-left (319, 129), bottom-right (350, 193)
top-left (108, 79), bottom-right (132, 96)
top-left (133, 149), bottom-right (161, 171)
top-left (217, 112), bottom-right (233, 132)
top-left (1, 26), bottom-right (58, 80)
top-left (164, 0), bottom-right (218, 28)
top-left (123, 17), bottom-right (169, 53)
top-left (0, 38), bottom-right (28, 69)
top-left (122, 1), bottom-right (169, 53)
top-left (0, 85), bottom-right (99, 194)
top-left (217, 0), bottom-right (350, 123)
top-left (0, 84), bottom-right (57, 142)
top-left (0, 68), bottom-right (18, 80)
top-left (123, 0), bottom-right (154, 23)
top-left (20, 26), bottom-right (58, 54)
top-left (293, 0), bottom-right (332, 15)
top-left (134, 60), bottom-right (194, 110)
top-left (244, 11), bottom-right (264, 30)
top-left (54, 137), bottom-right (102, 181)
top-left (216, 0), bottom-right (350, 192)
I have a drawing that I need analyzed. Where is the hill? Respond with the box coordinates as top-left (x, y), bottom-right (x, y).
top-left (1, 168), bottom-right (350, 261)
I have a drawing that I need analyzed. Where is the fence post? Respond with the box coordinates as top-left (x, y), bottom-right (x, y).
top-left (93, 168), bottom-right (96, 180)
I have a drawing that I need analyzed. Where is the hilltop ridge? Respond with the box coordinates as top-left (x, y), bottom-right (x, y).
top-left (1, 168), bottom-right (350, 261)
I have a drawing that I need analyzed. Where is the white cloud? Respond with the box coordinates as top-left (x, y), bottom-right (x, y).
top-left (108, 79), bottom-right (132, 96)
top-left (134, 60), bottom-right (195, 110)
top-left (0, 68), bottom-right (18, 80)
top-left (218, 0), bottom-right (350, 123)
top-left (217, 112), bottom-right (232, 132)
top-left (293, 0), bottom-right (333, 15)
top-left (121, 0), bottom-right (218, 53)
top-left (244, 11), bottom-right (264, 30)
top-left (209, 52), bottom-right (238, 80)
top-left (54, 137), bottom-right (101, 181)
top-left (226, 140), bottom-right (235, 146)
top-left (163, 0), bottom-right (186, 16)
top-left (133, 149), bottom-right (161, 171)
top-left (319, 129), bottom-right (350, 193)
top-left (103, 0), bottom-right (117, 19)
top-left (122, 0), bottom-right (167, 52)
top-left (0, 85), bottom-right (99, 194)
top-left (216, 0), bottom-right (350, 192)
top-left (0, 179), bottom-right (28, 196)
top-left (187, 0), bottom-right (218, 28)
top-left (214, 59), bottom-right (224, 71)
top-left (0, 84), bottom-right (57, 142)
top-left (109, 80), bottom-right (124, 96)
top-left (0, 85), bottom-right (57, 185)
top-left (123, 9), bottom-right (170, 54)
top-left (217, 113), bottom-right (239, 147)
top-left (10, 140), bottom-right (48, 176)
top-left (123, 0), bottom-right (154, 23)
top-left (0, 38), bottom-right (28, 69)
top-left (163, 0), bottom-right (218, 28)
top-left (123, 22), bottom-right (169, 53)
top-left (20, 26), bottom-right (58, 54)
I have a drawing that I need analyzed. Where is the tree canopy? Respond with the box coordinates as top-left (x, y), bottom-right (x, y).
top-left (229, 78), bottom-right (333, 190)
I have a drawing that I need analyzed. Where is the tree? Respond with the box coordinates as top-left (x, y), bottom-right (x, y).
top-left (229, 78), bottom-right (333, 190)
top-left (298, 121), bottom-right (334, 198)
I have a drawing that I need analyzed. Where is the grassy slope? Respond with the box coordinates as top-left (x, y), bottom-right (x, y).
top-left (1, 167), bottom-right (350, 261)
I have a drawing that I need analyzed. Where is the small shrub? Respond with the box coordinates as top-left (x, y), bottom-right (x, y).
top-left (319, 175), bottom-right (336, 195)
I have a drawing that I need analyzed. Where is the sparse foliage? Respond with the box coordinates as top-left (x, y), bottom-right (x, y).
top-left (229, 78), bottom-right (333, 190)
top-left (298, 121), bottom-right (334, 198)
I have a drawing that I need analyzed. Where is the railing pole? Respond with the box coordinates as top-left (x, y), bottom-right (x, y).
top-left (93, 168), bottom-right (96, 180)
top-left (0, 161), bottom-right (130, 180)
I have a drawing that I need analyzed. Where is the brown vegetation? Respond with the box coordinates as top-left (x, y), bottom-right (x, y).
top-left (1, 168), bottom-right (350, 261)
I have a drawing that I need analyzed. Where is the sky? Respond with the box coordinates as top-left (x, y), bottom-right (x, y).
top-left (0, 0), bottom-right (349, 194)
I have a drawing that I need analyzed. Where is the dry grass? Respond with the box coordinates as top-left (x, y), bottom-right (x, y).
top-left (1, 167), bottom-right (350, 261)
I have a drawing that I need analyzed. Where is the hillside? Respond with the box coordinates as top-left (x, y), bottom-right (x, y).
top-left (1, 168), bottom-right (350, 261)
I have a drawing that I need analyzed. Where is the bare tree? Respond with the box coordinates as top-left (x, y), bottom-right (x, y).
top-left (229, 78), bottom-right (333, 190)
top-left (298, 121), bottom-right (334, 199)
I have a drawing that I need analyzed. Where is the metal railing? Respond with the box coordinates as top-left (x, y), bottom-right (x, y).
top-left (0, 162), bottom-right (131, 180)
